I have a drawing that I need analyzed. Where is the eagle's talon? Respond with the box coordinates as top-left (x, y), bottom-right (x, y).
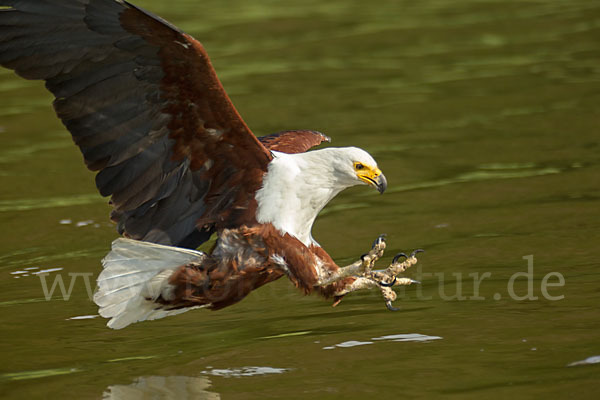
top-left (372, 234), bottom-right (386, 249)
top-left (329, 246), bottom-right (424, 310)
top-left (410, 249), bottom-right (425, 258)
top-left (385, 301), bottom-right (401, 311)
top-left (392, 252), bottom-right (408, 264)
top-left (378, 276), bottom-right (397, 287)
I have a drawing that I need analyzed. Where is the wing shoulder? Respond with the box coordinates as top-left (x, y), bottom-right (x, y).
top-left (258, 130), bottom-right (331, 154)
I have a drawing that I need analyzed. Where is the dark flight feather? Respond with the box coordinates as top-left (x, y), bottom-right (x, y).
top-left (0, 0), bottom-right (328, 249)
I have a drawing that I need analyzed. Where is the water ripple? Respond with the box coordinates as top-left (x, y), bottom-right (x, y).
top-left (0, 194), bottom-right (103, 212)
top-left (202, 366), bottom-right (289, 378)
top-left (380, 165), bottom-right (564, 195)
top-left (324, 333), bottom-right (442, 349)
top-left (1, 367), bottom-right (81, 381)
top-left (568, 355), bottom-right (600, 367)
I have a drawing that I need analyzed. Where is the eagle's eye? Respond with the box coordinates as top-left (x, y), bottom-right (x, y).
top-left (354, 162), bottom-right (365, 170)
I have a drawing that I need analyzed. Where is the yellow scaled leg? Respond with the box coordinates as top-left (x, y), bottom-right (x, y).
top-left (317, 234), bottom-right (423, 311)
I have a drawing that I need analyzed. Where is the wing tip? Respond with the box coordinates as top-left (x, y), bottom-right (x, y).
top-left (318, 132), bottom-right (332, 143)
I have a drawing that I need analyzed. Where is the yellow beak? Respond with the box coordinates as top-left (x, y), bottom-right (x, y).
top-left (357, 167), bottom-right (387, 194)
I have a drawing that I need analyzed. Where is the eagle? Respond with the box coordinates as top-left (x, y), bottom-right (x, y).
top-left (0, 0), bottom-right (423, 329)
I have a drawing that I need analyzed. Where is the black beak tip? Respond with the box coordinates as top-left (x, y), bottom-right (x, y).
top-left (377, 174), bottom-right (388, 194)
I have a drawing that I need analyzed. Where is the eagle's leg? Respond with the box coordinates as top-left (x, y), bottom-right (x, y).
top-left (316, 234), bottom-right (387, 287)
top-left (331, 249), bottom-right (423, 310)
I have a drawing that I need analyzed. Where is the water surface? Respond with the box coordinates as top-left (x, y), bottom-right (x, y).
top-left (1, 0), bottom-right (599, 398)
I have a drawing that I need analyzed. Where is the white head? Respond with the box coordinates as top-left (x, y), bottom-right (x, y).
top-left (255, 146), bottom-right (387, 246)
top-left (313, 147), bottom-right (387, 193)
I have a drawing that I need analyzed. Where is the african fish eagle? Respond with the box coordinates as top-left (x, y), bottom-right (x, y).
top-left (0, 0), bottom-right (423, 329)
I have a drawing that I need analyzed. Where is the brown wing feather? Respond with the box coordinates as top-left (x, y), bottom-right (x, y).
top-left (0, 0), bottom-right (272, 248)
top-left (258, 130), bottom-right (331, 154)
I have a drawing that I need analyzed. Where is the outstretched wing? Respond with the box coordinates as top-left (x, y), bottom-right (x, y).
top-left (258, 130), bottom-right (330, 154)
top-left (0, 0), bottom-right (273, 248)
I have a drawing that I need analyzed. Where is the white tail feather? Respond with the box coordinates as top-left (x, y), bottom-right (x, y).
top-left (94, 238), bottom-right (207, 329)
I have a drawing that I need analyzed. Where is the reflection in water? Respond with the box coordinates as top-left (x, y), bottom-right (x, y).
top-left (103, 375), bottom-right (220, 400)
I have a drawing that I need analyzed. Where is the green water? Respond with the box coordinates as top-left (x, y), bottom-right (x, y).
top-left (1, 0), bottom-right (599, 398)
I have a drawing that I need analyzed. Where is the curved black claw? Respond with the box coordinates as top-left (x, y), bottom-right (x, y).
top-left (392, 252), bottom-right (408, 264)
top-left (379, 276), bottom-right (397, 287)
top-left (385, 301), bottom-right (401, 311)
top-left (410, 249), bottom-right (425, 258)
top-left (372, 234), bottom-right (387, 249)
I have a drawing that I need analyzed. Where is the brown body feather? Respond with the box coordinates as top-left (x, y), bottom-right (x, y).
top-left (161, 224), bottom-right (353, 310)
